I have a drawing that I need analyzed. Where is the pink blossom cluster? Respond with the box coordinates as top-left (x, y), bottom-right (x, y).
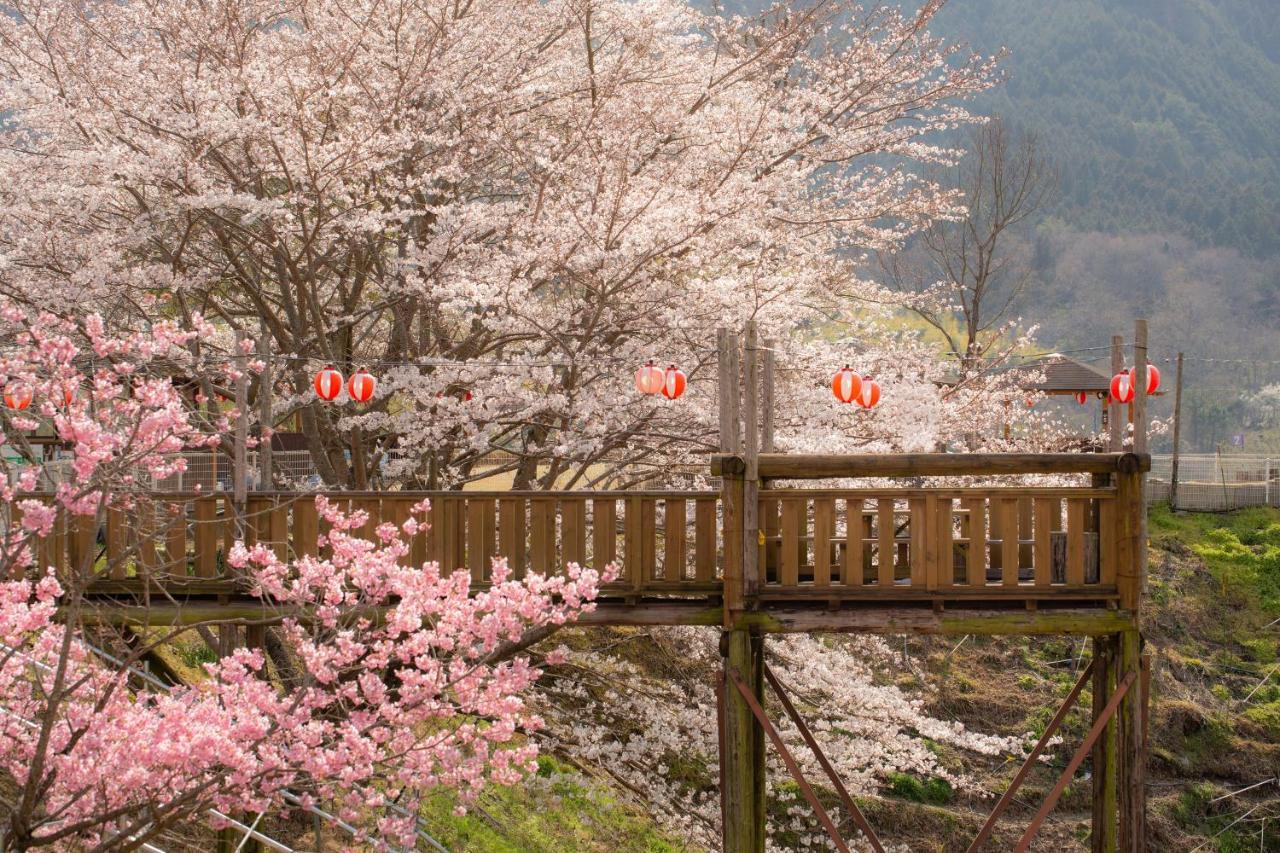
top-left (1, 496), bottom-right (612, 848)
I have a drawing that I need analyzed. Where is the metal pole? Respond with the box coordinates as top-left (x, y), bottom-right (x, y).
top-left (1170, 352), bottom-right (1184, 511)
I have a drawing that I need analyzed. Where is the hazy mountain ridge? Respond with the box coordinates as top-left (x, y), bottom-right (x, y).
top-left (706, 0), bottom-right (1280, 258)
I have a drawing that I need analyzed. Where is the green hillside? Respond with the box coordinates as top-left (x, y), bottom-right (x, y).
top-left (932, 0), bottom-right (1280, 258)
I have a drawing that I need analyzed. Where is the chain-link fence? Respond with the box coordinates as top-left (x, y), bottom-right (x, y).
top-left (1148, 454), bottom-right (1278, 511)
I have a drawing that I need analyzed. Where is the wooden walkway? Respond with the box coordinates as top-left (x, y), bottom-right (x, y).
top-left (24, 452), bottom-right (1148, 637)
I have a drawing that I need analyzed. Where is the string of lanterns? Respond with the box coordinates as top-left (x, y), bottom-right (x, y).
top-left (634, 360), bottom-right (686, 400)
top-left (313, 365), bottom-right (377, 404)
top-left (3, 382), bottom-right (78, 411)
top-left (831, 366), bottom-right (881, 409)
top-left (1108, 364), bottom-right (1160, 405)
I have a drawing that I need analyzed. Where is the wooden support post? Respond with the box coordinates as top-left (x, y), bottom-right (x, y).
top-left (1091, 634), bottom-right (1119, 853)
top-left (257, 321), bottom-right (272, 491)
top-left (721, 630), bottom-right (765, 853)
top-left (1117, 629), bottom-right (1146, 852)
top-left (743, 322), bottom-right (761, 600)
top-left (761, 339), bottom-right (775, 454)
top-left (1170, 352), bottom-right (1184, 511)
top-left (233, 329), bottom-right (248, 530)
top-left (718, 328), bottom-right (744, 617)
top-left (1132, 321), bottom-right (1149, 597)
top-left (1109, 335), bottom-right (1124, 452)
top-left (716, 326), bottom-right (764, 853)
top-left (1132, 321), bottom-right (1148, 456)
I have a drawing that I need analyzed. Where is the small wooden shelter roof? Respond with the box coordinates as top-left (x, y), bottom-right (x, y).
top-left (1014, 355), bottom-right (1112, 394)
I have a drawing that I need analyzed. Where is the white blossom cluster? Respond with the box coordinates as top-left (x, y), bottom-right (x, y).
top-left (535, 628), bottom-right (1035, 850)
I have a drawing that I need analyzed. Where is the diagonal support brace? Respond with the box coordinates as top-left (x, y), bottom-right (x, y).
top-left (966, 658), bottom-right (1097, 852)
top-left (726, 665), bottom-right (851, 853)
top-left (1015, 670), bottom-right (1137, 852)
top-left (762, 664), bottom-right (885, 853)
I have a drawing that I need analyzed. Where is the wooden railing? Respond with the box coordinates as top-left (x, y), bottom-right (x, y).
top-left (19, 491), bottom-right (721, 595)
top-left (757, 487), bottom-right (1118, 599)
top-left (17, 452), bottom-right (1146, 609)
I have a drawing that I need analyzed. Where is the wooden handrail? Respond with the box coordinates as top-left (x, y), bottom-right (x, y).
top-left (713, 453), bottom-right (1150, 479)
top-left (13, 489), bottom-right (719, 501)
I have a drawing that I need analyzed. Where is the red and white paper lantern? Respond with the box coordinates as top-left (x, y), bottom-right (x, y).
top-left (856, 377), bottom-right (881, 409)
top-left (661, 364), bottom-right (686, 400)
top-left (3, 384), bottom-right (32, 411)
top-left (313, 365), bottom-right (343, 401)
top-left (1075, 391), bottom-right (1089, 405)
top-left (1109, 372), bottom-right (1134, 404)
top-left (634, 359), bottom-right (665, 395)
top-left (347, 368), bottom-right (376, 403)
top-left (1131, 364), bottom-right (1160, 395)
top-left (831, 366), bottom-right (862, 403)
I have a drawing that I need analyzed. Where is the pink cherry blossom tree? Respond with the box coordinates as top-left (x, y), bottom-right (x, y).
top-left (0, 305), bottom-right (612, 849)
top-left (0, 0), bottom-right (1055, 490)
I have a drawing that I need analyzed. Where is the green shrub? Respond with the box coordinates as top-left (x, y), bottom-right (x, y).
top-left (886, 772), bottom-right (953, 805)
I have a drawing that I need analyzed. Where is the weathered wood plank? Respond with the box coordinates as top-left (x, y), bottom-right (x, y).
top-left (877, 499), bottom-right (895, 587)
top-left (1034, 498), bottom-right (1054, 587)
top-left (694, 498), bottom-right (716, 581)
top-left (844, 499), bottom-right (863, 586)
top-left (194, 497), bottom-right (217, 578)
top-left (593, 498), bottom-right (617, 574)
top-left (293, 497), bottom-right (318, 561)
top-left (735, 452), bottom-right (1149, 479)
top-left (531, 498), bottom-right (556, 575)
top-left (1000, 499), bottom-right (1019, 586)
top-left (663, 498), bottom-right (686, 582)
top-left (932, 496), bottom-right (949, 591)
top-left (563, 498), bottom-right (587, 568)
top-left (780, 498), bottom-right (803, 587)
top-left (499, 498), bottom-right (527, 578)
top-left (813, 498), bottom-right (834, 588)
top-left (909, 498), bottom-right (927, 588)
top-left (1067, 499), bottom-right (1087, 586)
top-left (760, 497), bottom-right (780, 584)
top-left (165, 504), bottom-right (188, 575)
top-left (467, 498), bottom-right (496, 582)
top-left (107, 505), bottom-right (127, 579)
top-left (1099, 497), bottom-right (1118, 586)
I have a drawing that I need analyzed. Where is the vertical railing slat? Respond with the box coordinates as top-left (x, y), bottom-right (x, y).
top-left (499, 497), bottom-right (527, 578)
top-left (593, 498), bottom-right (617, 576)
top-left (694, 498), bottom-right (716, 582)
top-left (663, 498), bottom-right (686, 582)
top-left (467, 498), bottom-right (496, 582)
top-left (165, 503), bottom-right (187, 576)
top-left (563, 498), bottom-right (587, 568)
top-left (812, 498), bottom-right (834, 588)
top-left (107, 505), bottom-right (127, 579)
top-left (966, 498), bottom-right (986, 586)
top-left (1034, 498), bottom-right (1054, 587)
top-left (843, 499), bottom-right (862, 586)
top-left (293, 497), bottom-right (318, 561)
top-left (934, 496), bottom-right (951, 590)
top-left (780, 498), bottom-right (802, 588)
top-left (909, 498), bottom-right (927, 589)
top-left (1067, 499), bottom-right (1087, 585)
top-left (1000, 498), bottom-right (1019, 586)
top-left (760, 497), bottom-right (780, 585)
top-left (877, 499), bottom-right (895, 587)
top-left (531, 498), bottom-right (556, 575)
top-left (1099, 496), bottom-right (1118, 586)
top-left (194, 497), bottom-right (217, 578)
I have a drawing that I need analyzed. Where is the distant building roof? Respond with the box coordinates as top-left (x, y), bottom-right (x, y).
top-left (937, 355), bottom-right (1114, 395)
top-left (1015, 356), bottom-right (1112, 394)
